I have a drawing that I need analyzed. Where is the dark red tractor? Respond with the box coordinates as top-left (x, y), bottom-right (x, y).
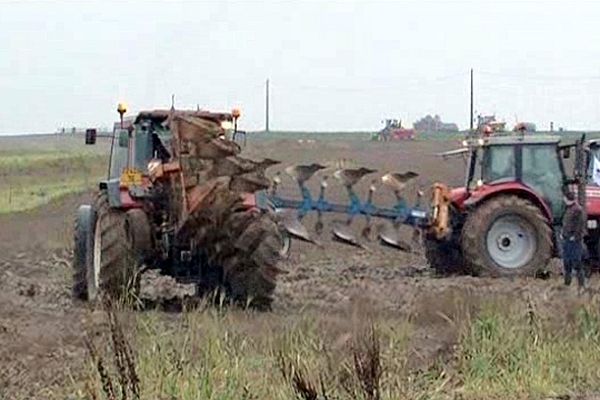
top-left (73, 105), bottom-right (288, 308)
top-left (424, 134), bottom-right (596, 276)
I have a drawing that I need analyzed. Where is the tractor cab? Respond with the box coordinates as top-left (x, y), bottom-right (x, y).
top-left (109, 116), bottom-right (172, 181)
top-left (86, 105), bottom-right (238, 208)
top-left (459, 135), bottom-right (569, 223)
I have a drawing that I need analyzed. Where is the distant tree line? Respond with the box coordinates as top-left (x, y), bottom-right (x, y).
top-left (413, 114), bottom-right (458, 133)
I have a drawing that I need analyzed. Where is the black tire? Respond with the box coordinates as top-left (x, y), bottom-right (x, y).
top-left (125, 208), bottom-right (154, 263)
top-left (73, 205), bottom-right (93, 300)
top-left (207, 206), bottom-right (285, 310)
top-left (461, 195), bottom-right (552, 277)
top-left (86, 192), bottom-right (139, 303)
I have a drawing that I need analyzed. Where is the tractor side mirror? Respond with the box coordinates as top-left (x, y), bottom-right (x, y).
top-left (85, 128), bottom-right (97, 145)
top-left (563, 147), bottom-right (571, 159)
top-left (118, 130), bottom-right (129, 147)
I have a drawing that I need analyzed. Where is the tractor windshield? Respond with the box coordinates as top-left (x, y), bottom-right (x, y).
top-left (481, 145), bottom-right (515, 183)
top-left (109, 121), bottom-right (171, 179)
top-left (109, 129), bottom-right (129, 179)
top-left (588, 145), bottom-right (600, 186)
top-left (521, 144), bottom-right (564, 219)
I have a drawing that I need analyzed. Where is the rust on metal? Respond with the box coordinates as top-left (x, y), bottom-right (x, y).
top-left (430, 182), bottom-right (451, 239)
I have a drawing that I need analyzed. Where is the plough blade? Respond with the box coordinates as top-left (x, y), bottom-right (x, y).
top-left (276, 210), bottom-right (317, 244)
top-left (333, 167), bottom-right (377, 187)
top-left (332, 221), bottom-right (367, 249)
top-left (377, 224), bottom-right (412, 252)
top-left (285, 163), bottom-right (326, 184)
top-left (381, 171), bottom-right (419, 192)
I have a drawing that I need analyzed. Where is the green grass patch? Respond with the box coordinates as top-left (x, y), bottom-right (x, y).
top-left (458, 303), bottom-right (600, 399)
top-left (75, 300), bottom-right (600, 400)
top-left (0, 180), bottom-right (93, 213)
top-left (0, 143), bottom-right (107, 213)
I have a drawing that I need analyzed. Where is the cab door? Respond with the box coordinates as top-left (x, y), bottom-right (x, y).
top-left (520, 144), bottom-right (565, 222)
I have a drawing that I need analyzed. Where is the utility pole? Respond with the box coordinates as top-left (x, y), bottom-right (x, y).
top-left (469, 68), bottom-right (474, 135)
top-left (265, 78), bottom-right (270, 132)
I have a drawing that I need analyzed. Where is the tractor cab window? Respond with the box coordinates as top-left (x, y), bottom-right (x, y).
top-left (588, 145), bottom-right (600, 186)
top-left (521, 144), bottom-right (564, 220)
top-left (481, 145), bottom-right (515, 183)
top-left (109, 129), bottom-right (129, 179)
top-left (109, 123), bottom-right (156, 179)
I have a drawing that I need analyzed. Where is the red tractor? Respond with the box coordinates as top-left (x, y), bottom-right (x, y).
top-left (373, 119), bottom-right (416, 141)
top-left (424, 134), bottom-right (598, 276)
top-left (74, 105), bottom-right (288, 308)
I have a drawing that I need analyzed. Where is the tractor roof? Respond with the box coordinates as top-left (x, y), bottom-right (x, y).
top-left (481, 134), bottom-right (561, 146)
top-left (134, 109), bottom-right (233, 125)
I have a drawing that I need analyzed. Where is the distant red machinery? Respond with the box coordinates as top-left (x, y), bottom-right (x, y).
top-left (372, 119), bottom-right (416, 141)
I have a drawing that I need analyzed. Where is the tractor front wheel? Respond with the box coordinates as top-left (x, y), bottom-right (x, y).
top-left (86, 192), bottom-right (140, 303)
top-left (461, 195), bottom-right (552, 277)
top-left (72, 205), bottom-right (93, 300)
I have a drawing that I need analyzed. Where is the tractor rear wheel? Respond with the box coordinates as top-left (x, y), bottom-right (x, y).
top-left (461, 195), bottom-right (552, 277)
top-left (86, 192), bottom-right (139, 303)
top-left (209, 207), bottom-right (285, 310)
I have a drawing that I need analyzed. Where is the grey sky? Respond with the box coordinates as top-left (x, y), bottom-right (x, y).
top-left (1, 0), bottom-right (600, 133)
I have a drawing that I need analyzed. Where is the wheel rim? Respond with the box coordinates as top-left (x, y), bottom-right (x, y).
top-left (90, 220), bottom-right (102, 300)
top-left (486, 215), bottom-right (537, 269)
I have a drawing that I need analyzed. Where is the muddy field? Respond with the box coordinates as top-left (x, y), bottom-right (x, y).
top-left (1, 135), bottom-right (598, 399)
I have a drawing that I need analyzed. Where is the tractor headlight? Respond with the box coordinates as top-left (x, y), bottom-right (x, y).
top-left (461, 140), bottom-right (469, 147)
top-left (221, 120), bottom-right (233, 130)
top-left (476, 179), bottom-right (484, 188)
top-left (477, 138), bottom-right (485, 146)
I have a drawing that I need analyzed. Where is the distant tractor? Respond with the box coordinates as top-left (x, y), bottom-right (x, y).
top-left (513, 122), bottom-right (537, 133)
top-left (424, 134), bottom-right (594, 276)
top-left (73, 104), bottom-right (288, 308)
top-left (372, 119), bottom-right (416, 141)
top-left (477, 115), bottom-right (506, 136)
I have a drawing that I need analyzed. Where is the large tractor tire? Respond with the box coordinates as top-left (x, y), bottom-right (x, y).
top-left (86, 192), bottom-right (139, 303)
top-left (461, 195), bottom-right (552, 277)
top-left (206, 206), bottom-right (286, 310)
top-left (72, 205), bottom-right (93, 300)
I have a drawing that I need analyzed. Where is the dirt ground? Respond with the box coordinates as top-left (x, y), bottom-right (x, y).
top-left (0, 137), bottom-right (597, 398)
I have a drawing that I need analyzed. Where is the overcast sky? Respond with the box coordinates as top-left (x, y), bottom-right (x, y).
top-left (1, 0), bottom-right (600, 133)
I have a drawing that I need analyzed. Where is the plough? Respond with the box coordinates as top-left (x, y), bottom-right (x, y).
top-left (256, 164), bottom-right (451, 251)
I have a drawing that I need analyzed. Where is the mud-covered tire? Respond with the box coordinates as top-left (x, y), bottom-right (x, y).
top-left (73, 205), bottom-right (93, 300)
top-left (86, 192), bottom-right (139, 302)
top-left (424, 235), bottom-right (464, 275)
top-left (125, 208), bottom-right (154, 263)
top-left (208, 207), bottom-right (285, 310)
top-left (461, 195), bottom-right (552, 277)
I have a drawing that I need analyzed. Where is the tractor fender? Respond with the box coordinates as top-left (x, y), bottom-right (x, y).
top-left (461, 183), bottom-right (553, 223)
top-left (98, 179), bottom-right (142, 209)
top-left (99, 179), bottom-right (122, 208)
